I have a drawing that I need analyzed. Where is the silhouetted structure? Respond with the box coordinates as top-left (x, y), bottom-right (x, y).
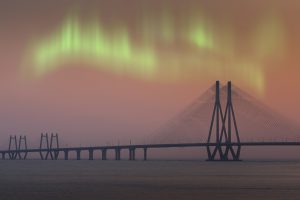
top-left (223, 82), bottom-right (241, 160)
top-left (8, 135), bottom-right (18, 159)
top-left (207, 81), bottom-right (241, 161)
top-left (18, 135), bottom-right (28, 159)
top-left (1, 81), bottom-right (300, 161)
top-left (39, 133), bottom-right (50, 160)
top-left (39, 133), bottom-right (60, 160)
top-left (50, 133), bottom-right (59, 160)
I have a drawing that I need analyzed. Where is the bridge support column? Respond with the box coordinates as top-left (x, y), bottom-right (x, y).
top-left (18, 136), bottom-right (28, 160)
top-left (9, 151), bottom-right (18, 160)
top-left (133, 149), bottom-right (135, 160)
top-left (40, 133), bottom-right (50, 160)
top-left (18, 151), bottom-right (28, 160)
top-left (40, 151), bottom-right (44, 160)
top-left (53, 150), bottom-right (59, 160)
top-left (224, 144), bottom-right (241, 161)
top-left (8, 136), bottom-right (18, 160)
top-left (115, 148), bottom-right (121, 160)
top-left (129, 148), bottom-right (135, 161)
top-left (129, 149), bottom-right (131, 160)
top-left (102, 149), bottom-right (107, 160)
top-left (64, 150), bottom-right (69, 160)
top-left (89, 149), bottom-right (94, 160)
top-left (24, 152), bottom-right (28, 160)
top-left (143, 148), bottom-right (147, 161)
top-left (76, 150), bottom-right (81, 160)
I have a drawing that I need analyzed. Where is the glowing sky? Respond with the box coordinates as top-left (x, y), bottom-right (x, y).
top-left (24, 5), bottom-right (286, 95)
top-left (0, 0), bottom-right (300, 149)
top-left (30, 16), bottom-right (157, 79)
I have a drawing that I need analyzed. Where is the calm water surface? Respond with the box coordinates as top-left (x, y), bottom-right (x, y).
top-left (0, 160), bottom-right (300, 200)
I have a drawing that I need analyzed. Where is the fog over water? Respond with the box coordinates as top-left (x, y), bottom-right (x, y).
top-left (0, 160), bottom-right (300, 200)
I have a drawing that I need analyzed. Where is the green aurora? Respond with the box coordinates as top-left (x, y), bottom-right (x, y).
top-left (25, 12), bottom-right (285, 95)
top-left (32, 16), bottom-right (157, 79)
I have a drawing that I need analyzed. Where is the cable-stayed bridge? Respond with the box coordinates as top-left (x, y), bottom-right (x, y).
top-left (150, 82), bottom-right (300, 143)
top-left (1, 81), bottom-right (300, 161)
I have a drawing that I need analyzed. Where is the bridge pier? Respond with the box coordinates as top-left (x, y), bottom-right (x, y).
top-left (18, 151), bottom-right (28, 160)
top-left (76, 150), bottom-right (81, 160)
top-left (115, 148), bottom-right (121, 160)
top-left (89, 149), bottom-right (94, 160)
top-left (40, 151), bottom-right (44, 160)
top-left (14, 152), bottom-right (18, 160)
top-left (53, 150), bottom-right (59, 160)
top-left (64, 150), bottom-right (69, 160)
top-left (18, 136), bottom-right (28, 160)
top-left (8, 136), bottom-right (18, 160)
top-left (48, 151), bottom-right (54, 160)
top-left (23, 152), bottom-right (28, 160)
top-left (40, 133), bottom-right (50, 160)
top-left (2, 152), bottom-right (5, 160)
top-left (129, 148), bottom-right (136, 161)
top-left (40, 151), bottom-right (51, 160)
top-left (8, 152), bottom-right (12, 160)
top-left (207, 145), bottom-right (225, 161)
top-left (143, 148), bottom-right (147, 161)
top-left (50, 133), bottom-right (59, 160)
top-left (102, 149), bottom-right (107, 160)
top-left (224, 144), bottom-right (241, 161)
top-left (9, 152), bottom-right (17, 160)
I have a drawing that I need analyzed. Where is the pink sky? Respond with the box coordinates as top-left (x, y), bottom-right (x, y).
top-left (0, 0), bottom-right (299, 151)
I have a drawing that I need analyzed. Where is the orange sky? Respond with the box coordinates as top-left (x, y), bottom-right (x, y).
top-left (0, 0), bottom-right (299, 147)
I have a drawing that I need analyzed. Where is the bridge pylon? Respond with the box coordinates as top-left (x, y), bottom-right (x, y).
top-left (39, 133), bottom-right (50, 160)
top-left (206, 81), bottom-right (241, 161)
top-left (39, 133), bottom-right (60, 160)
top-left (207, 81), bottom-right (226, 160)
top-left (223, 81), bottom-right (241, 160)
top-left (18, 135), bottom-right (28, 159)
top-left (8, 135), bottom-right (18, 160)
top-left (50, 133), bottom-right (59, 160)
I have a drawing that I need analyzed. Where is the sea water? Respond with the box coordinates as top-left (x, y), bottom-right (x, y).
top-left (0, 160), bottom-right (300, 200)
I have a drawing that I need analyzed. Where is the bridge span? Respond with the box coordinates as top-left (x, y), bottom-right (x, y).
top-left (1, 81), bottom-right (299, 161)
top-left (1, 141), bottom-right (300, 161)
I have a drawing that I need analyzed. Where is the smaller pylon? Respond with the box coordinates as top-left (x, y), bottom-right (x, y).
top-left (50, 133), bottom-right (59, 160)
top-left (40, 133), bottom-right (50, 160)
top-left (18, 135), bottom-right (28, 159)
top-left (8, 135), bottom-right (18, 160)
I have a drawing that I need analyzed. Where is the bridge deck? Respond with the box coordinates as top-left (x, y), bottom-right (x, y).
top-left (1, 142), bottom-right (300, 153)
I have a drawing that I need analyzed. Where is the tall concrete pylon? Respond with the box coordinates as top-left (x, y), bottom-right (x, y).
top-left (207, 81), bottom-right (241, 161)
